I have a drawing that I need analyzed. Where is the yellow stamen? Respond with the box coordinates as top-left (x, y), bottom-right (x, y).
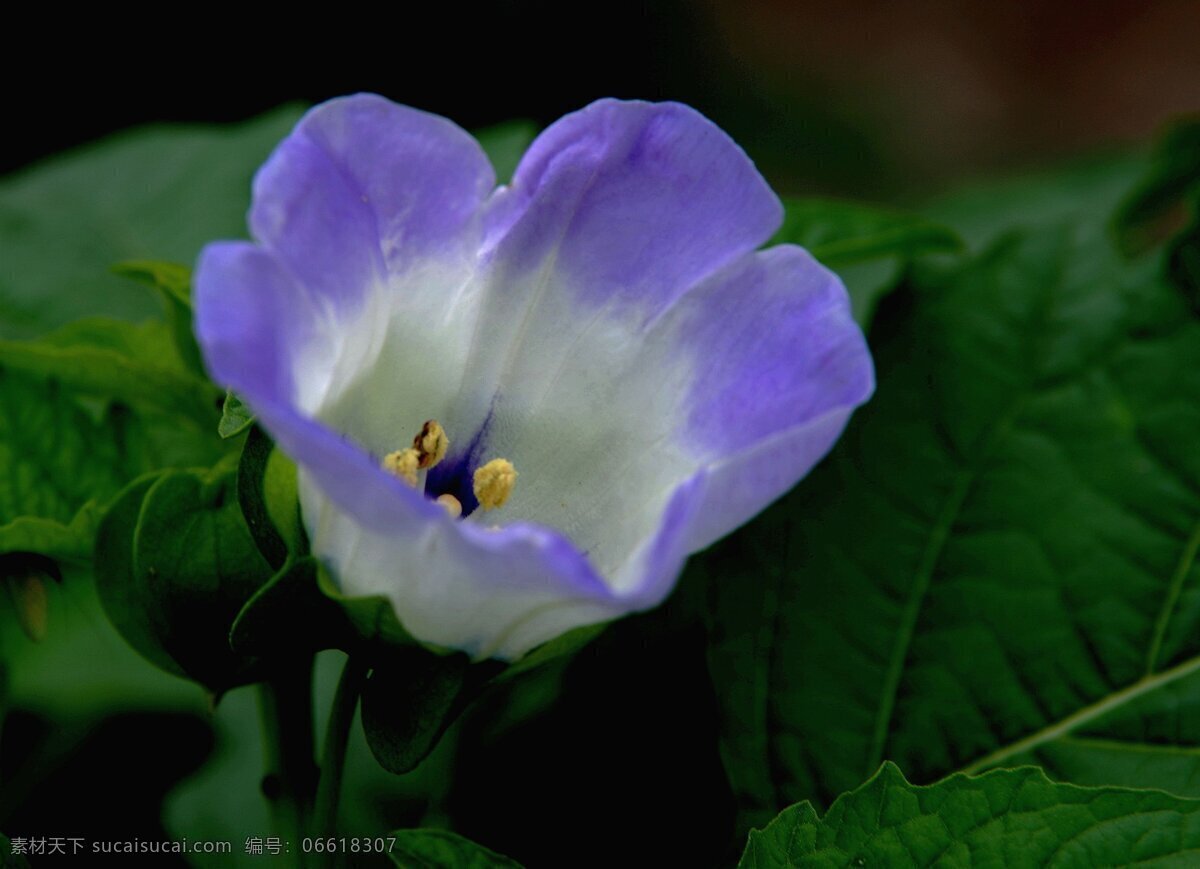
top-left (436, 493), bottom-right (463, 518)
top-left (473, 458), bottom-right (517, 510)
top-left (382, 447), bottom-right (420, 486)
top-left (7, 572), bottom-right (48, 643)
top-left (412, 420), bottom-right (449, 469)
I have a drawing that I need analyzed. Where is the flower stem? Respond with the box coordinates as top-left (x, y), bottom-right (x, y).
top-left (313, 656), bottom-right (369, 843)
top-left (257, 658), bottom-right (317, 866)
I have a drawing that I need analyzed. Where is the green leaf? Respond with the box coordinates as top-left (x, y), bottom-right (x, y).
top-left (112, 259), bottom-right (206, 377)
top-left (229, 557), bottom-right (346, 656)
top-left (0, 369), bottom-right (154, 563)
top-left (0, 107), bottom-right (304, 339)
top-left (219, 391), bottom-right (255, 439)
top-left (0, 316), bottom-right (219, 428)
top-left (704, 210), bottom-right (1200, 830)
top-left (775, 198), bottom-right (961, 266)
top-left (236, 426), bottom-right (302, 570)
top-left (741, 762), bottom-right (1200, 868)
top-left (93, 475), bottom-right (180, 676)
top-left (387, 829), bottom-right (522, 868)
top-left (1167, 202), bottom-right (1200, 309)
top-left (1114, 117), bottom-right (1200, 255)
top-left (0, 504), bottom-right (101, 566)
top-left (111, 258), bottom-right (191, 304)
top-left (474, 120), bottom-right (537, 185)
top-left (361, 647), bottom-right (472, 775)
top-left (496, 623), bottom-right (609, 685)
top-left (773, 198), bottom-right (960, 325)
top-left (95, 464), bottom-right (274, 691)
top-left (924, 152), bottom-right (1147, 252)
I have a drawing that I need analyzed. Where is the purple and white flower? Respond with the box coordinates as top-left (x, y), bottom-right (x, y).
top-left (194, 94), bottom-right (873, 661)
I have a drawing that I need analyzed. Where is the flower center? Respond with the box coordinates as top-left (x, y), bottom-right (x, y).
top-left (381, 419), bottom-right (516, 519)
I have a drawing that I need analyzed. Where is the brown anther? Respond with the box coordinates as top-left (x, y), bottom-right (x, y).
top-left (412, 420), bottom-right (449, 470)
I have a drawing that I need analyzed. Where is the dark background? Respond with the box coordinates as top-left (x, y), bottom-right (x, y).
top-left (6, 0), bottom-right (1199, 199)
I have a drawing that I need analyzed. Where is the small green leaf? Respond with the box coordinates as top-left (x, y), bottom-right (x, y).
top-left (236, 426), bottom-right (302, 570)
top-left (474, 120), bottom-right (537, 185)
top-left (497, 623), bottom-right (609, 685)
top-left (774, 197), bottom-right (960, 325)
top-left (1115, 116), bottom-right (1200, 255)
top-left (0, 502), bottom-right (102, 567)
top-left (229, 557), bottom-right (346, 656)
top-left (112, 259), bottom-right (205, 377)
top-left (741, 763), bottom-right (1200, 868)
top-left (315, 566), bottom-right (416, 651)
top-left (387, 829), bottom-right (522, 868)
top-left (111, 259), bottom-right (191, 306)
top-left (95, 464), bottom-right (274, 691)
top-left (219, 390), bottom-right (255, 439)
top-left (93, 474), bottom-right (180, 677)
top-left (361, 647), bottom-right (472, 775)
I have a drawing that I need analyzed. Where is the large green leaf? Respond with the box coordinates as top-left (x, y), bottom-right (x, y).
top-left (704, 204), bottom-right (1200, 830)
top-left (924, 153), bottom-right (1146, 252)
top-left (0, 107), bottom-right (304, 339)
top-left (740, 762), bottom-right (1200, 868)
top-left (0, 317), bottom-right (220, 428)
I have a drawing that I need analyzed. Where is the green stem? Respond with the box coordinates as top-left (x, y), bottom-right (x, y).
top-left (313, 657), bottom-right (369, 843)
top-left (257, 658), bottom-right (317, 865)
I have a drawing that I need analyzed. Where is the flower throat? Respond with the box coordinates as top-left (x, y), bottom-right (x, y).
top-left (382, 419), bottom-right (516, 519)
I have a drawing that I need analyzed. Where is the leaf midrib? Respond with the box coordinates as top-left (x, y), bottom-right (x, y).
top-left (865, 399), bottom-right (1027, 776)
top-left (958, 652), bottom-right (1200, 775)
top-left (1146, 518), bottom-right (1200, 674)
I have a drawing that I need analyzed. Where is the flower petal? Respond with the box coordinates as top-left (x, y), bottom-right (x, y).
top-left (194, 241), bottom-right (321, 407)
top-left (202, 95), bottom-right (497, 422)
top-left (650, 244), bottom-right (875, 553)
top-left (486, 99), bottom-right (783, 316)
top-left (458, 244), bottom-right (872, 607)
top-left (250, 93), bottom-right (494, 313)
top-left (456, 100), bottom-right (782, 415)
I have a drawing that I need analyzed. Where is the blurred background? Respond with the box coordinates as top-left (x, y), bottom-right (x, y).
top-left (4, 0), bottom-right (1198, 197)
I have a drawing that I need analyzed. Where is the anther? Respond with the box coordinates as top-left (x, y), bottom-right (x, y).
top-left (473, 458), bottom-right (517, 510)
top-left (412, 420), bottom-right (449, 469)
top-left (382, 448), bottom-right (420, 486)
